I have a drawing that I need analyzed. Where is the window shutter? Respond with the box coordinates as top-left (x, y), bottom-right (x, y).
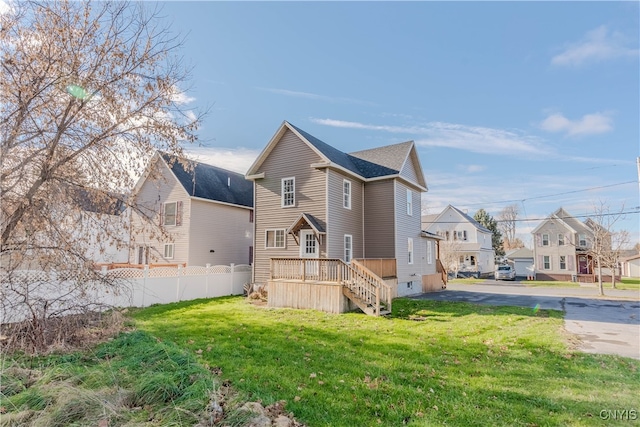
top-left (537, 255), bottom-right (543, 269)
top-left (536, 234), bottom-right (541, 247)
top-left (176, 201), bottom-right (183, 226)
top-left (567, 256), bottom-right (574, 271)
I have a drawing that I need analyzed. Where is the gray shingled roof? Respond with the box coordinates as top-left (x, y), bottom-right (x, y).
top-left (450, 206), bottom-right (492, 233)
top-left (162, 153), bottom-right (253, 208)
top-left (288, 123), bottom-right (399, 179)
top-left (349, 141), bottom-right (413, 172)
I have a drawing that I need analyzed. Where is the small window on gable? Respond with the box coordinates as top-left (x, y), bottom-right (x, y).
top-left (343, 180), bottom-right (351, 209)
top-left (542, 234), bottom-right (549, 246)
top-left (344, 234), bottom-right (352, 263)
top-left (406, 189), bottom-right (413, 216)
top-left (408, 238), bottom-right (414, 264)
top-left (266, 229), bottom-right (286, 249)
top-left (164, 202), bottom-right (177, 226)
top-left (282, 177), bottom-right (295, 207)
top-left (163, 243), bottom-right (174, 259)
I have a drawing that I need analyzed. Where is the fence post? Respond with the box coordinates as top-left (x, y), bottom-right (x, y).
top-left (177, 264), bottom-right (182, 301)
top-left (230, 263), bottom-right (235, 295)
top-left (143, 265), bottom-right (149, 307)
top-left (206, 263), bottom-right (211, 298)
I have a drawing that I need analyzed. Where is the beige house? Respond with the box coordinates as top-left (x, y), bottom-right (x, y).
top-left (422, 205), bottom-right (495, 277)
top-left (620, 253), bottom-right (640, 278)
top-left (246, 121), bottom-right (444, 315)
top-left (129, 152), bottom-right (254, 267)
top-left (531, 207), bottom-right (597, 281)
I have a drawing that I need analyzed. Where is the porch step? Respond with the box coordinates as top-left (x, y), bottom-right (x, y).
top-left (342, 286), bottom-right (389, 317)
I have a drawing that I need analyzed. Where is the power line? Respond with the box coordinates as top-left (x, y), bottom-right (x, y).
top-left (462, 180), bottom-right (637, 207)
top-left (421, 209), bottom-right (640, 225)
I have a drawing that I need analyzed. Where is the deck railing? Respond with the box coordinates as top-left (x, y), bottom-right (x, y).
top-left (436, 259), bottom-right (447, 287)
top-left (352, 258), bottom-right (396, 278)
top-left (270, 258), bottom-right (393, 315)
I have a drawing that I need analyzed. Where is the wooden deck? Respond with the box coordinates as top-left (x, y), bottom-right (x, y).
top-left (269, 258), bottom-right (393, 316)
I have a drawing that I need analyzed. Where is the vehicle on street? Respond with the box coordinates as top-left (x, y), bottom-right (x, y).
top-left (495, 264), bottom-right (516, 280)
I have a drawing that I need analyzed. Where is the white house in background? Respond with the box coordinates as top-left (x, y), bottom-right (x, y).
top-left (504, 247), bottom-right (534, 278)
top-left (422, 205), bottom-right (495, 276)
top-left (75, 190), bottom-right (130, 264)
top-left (129, 152), bottom-right (254, 266)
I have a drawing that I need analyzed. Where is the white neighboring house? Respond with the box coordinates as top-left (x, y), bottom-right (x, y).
top-left (76, 192), bottom-right (130, 264)
top-left (422, 205), bottom-right (495, 276)
top-left (129, 152), bottom-right (254, 266)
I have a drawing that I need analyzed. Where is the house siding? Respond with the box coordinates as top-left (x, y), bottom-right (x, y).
top-left (400, 154), bottom-right (420, 185)
top-left (395, 180), bottom-right (424, 296)
top-left (188, 199), bottom-right (253, 266)
top-left (326, 170), bottom-right (364, 260)
top-left (253, 129), bottom-right (328, 285)
top-left (533, 222), bottom-right (580, 275)
top-left (363, 180), bottom-right (395, 258)
top-left (130, 160), bottom-right (191, 264)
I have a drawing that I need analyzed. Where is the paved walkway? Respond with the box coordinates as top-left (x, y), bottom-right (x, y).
top-left (413, 282), bottom-right (640, 359)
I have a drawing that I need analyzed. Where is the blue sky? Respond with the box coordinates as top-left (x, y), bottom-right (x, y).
top-left (163, 1), bottom-right (639, 246)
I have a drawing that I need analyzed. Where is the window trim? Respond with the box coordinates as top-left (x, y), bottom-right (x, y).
top-left (559, 255), bottom-right (566, 270)
top-left (406, 189), bottom-right (413, 216)
top-left (543, 255), bottom-right (551, 270)
top-left (408, 237), bottom-right (414, 265)
top-left (265, 229), bottom-right (286, 249)
top-left (281, 177), bottom-right (295, 208)
top-left (557, 233), bottom-right (564, 246)
top-left (163, 243), bottom-right (174, 259)
top-left (343, 179), bottom-right (351, 210)
top-left (578, 234), bottom-right (587, 247)
top-left (344, 234), bottom-right (353, 263)
top-left (163, 201), bottom-right (177, 226)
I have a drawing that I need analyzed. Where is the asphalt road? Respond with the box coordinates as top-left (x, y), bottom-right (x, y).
top-left (412, 282), bottom-right (640, 360)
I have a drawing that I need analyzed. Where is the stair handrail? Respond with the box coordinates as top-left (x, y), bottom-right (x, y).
top-left (349, 259), bottom-right (393, 313)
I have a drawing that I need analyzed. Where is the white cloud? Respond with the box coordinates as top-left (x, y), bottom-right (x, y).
top-left (0, 0), bottom-right (12, 14)
top-left (461, 165), bottom-right (486, 173)
top-left (540, 112), bottom-right (613, 137)
top-left (257, 87), bottom-right (375, 106)
top-left (185, 146), bottom-right (260, 174)
top-left (311, 118), bottom-right (549, 157)
top-left (551, 25), bottom-right (639, 67)
top-left (169, 85), bottom-right (196, 105)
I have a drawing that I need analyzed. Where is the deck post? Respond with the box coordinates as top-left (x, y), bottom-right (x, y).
top-left (375, 291), bottom-right (380, 316)
top-left (302, 260), bottom-right (306, 282)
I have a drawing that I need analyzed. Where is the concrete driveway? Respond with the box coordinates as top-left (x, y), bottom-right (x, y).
top-left (412, 282), bottom-right (640, 360)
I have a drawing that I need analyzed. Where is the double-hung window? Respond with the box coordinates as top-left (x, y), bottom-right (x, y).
top-left (164, 202), bottom-right (177, 226)
top-left (344, 234), bottom-right (352, 263)
top-left (343, 180), bottom-right (351, 209)
top-left (265, 229), bottom-right (286, 248)
top-left (558, 233), bottom-right (564, 246)
top-left (163, 243), bottom-right (174, 259)
top-left (281, 177), bottom-right (295, 207)
top-left (543, 255), bottom-right (551, 270)
top-left (542, 234), bottom-right (549, 246)
top-left (406, 189), bottom-right (413, 216)
top-left (408, 238), bottom-right (414, 264)
top-left (427, 241), bottom-right (433, 265)
top-left (579, 234), bottom-right (587, 247)
top-left (559, 256), bottom-right (566, 270)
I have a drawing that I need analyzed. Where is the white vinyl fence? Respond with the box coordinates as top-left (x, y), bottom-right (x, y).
top-left (1, 264), bottom-right (252, 324)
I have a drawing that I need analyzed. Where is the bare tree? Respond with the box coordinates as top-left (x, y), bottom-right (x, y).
top-left (439, 238), bottom-right (463, 278)
top-left (585, 202), bottom-right (626, 296)
top-left (497, 204), bottom-right (519, 250)
top-left (1, 0), bottom-right (201, 351)
top-left (600, 229), bottom-right (629, 289)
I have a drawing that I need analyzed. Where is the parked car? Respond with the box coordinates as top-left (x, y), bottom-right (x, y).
top-left (495, 265), bottom-right (516, 280)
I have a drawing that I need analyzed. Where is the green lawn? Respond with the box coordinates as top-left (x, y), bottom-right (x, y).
top-left (131, 296), bottom-right (640, 427)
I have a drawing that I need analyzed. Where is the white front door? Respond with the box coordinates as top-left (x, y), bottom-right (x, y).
top-left (299, 230), bottom-right (319, 279)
